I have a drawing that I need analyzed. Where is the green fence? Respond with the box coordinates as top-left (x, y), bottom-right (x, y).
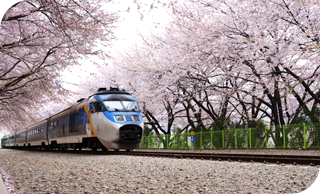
top-left (140, 123), bottom-right (320, 149)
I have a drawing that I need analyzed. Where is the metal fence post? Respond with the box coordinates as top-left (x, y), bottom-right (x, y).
top-left (303, 123), bottom-right (306, 149)
top-left (249, 128), bottom-right (251, 149)
top-left (283, 125), bottom-right (285, 149)
top-left (211, 131), bottom-right (213, 149)
top-left (166, 134), bottom-right (169, 148)
top-left (200, 131), bottom-right (202, 149)
top-left (265, 126), bottom-right (268, 148)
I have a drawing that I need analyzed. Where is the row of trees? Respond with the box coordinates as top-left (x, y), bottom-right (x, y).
top-left (0, 0), bottom-right (118, 130)
top-left (1, 0), bottom-right (319, 144)
top-left (109, 0), bottom-right (320, 144)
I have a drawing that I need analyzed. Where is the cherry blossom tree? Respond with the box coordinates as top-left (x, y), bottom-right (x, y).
top-left (165, 0), bottom-right (320, 147)
top-left (0, 0), bottom-right (118, 131)
top-left (109, 0), bottom-right (320, 138)
top-left (61, 0), bottom-right (320, 149)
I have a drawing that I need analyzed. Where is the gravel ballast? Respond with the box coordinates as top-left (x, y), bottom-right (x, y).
top-left (0, 149), bottom-right (319, 193)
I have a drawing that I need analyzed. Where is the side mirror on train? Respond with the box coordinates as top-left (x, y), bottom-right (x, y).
top-left (90, 103), bottom-right (94, 113)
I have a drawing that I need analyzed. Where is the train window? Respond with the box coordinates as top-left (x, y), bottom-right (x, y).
top-left (90, 103), bottom-right (95, 113)
top-left (90, 103), bottom-right (94, 112)
top-left (94, 102), bottom-right (107, 112)
top-left (57, 120), bottom-right (59, 127)
top-left (122, 101), bottom-right (139, 111)
top-left (69, 113), bottom-right (78, 133)
top-left (103, 101), bottom-right (123, 111)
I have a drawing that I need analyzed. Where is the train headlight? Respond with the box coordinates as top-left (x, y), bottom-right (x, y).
top-left (132, 115), bottom-right (141, 122)
top-left (114, 115), bottom-right (126, 122)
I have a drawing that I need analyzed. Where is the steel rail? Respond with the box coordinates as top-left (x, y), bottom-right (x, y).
top-left (111, 151), bottom-right (320, 166)
top-left (8, 148), bottom-right (320, 166)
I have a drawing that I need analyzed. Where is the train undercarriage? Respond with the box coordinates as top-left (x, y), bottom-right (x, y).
top-left (4, 137), bottom-right (133, 152)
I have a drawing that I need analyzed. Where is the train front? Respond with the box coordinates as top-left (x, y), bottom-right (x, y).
top-left (89, 88), bottom-right (144, 150)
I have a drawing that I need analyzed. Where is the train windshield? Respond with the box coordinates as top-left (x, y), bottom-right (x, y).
top-left (103, 101), bottom-right (139, 111)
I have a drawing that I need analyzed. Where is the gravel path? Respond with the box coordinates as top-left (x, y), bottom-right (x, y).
top-left (0, 149), bottom-right (319, 193)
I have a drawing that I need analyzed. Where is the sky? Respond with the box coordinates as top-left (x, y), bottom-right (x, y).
top-left (60, 1), bottom-right (170, 90)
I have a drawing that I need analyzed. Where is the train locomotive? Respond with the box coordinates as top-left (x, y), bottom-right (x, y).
top-left (1, 88), bottom-right (144, 151)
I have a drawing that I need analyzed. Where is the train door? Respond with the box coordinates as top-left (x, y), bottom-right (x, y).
top-left (69, 111), bottom-right (78, 133)
top-left (46, 118), bottom-right (51, 145)
top-left (89, 102), bottom-right (106, 135)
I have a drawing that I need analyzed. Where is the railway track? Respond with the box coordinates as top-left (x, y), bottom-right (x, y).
top-left (9, 148), bottom-right (320, 166)
top-left (111, 151), bottom-right (320, 166)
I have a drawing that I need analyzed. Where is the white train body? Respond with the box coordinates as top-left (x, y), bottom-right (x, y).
top-left (1, 88), bottom-right (144, 151)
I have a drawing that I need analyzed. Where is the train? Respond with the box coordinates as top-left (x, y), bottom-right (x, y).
top-left (1, 87), bottom-right (144, 151)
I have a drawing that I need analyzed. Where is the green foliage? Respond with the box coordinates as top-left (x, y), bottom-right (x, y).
top-left (210, 117), bottom-right (234, 131)
top-left (287, 124), bottom-right (305, 148)
top-left (291, 105), bottom-right (320, 124)
top-left (143, 125), bottom-right (153, 136)
top-left (188, 125), bottom-right (202, 132)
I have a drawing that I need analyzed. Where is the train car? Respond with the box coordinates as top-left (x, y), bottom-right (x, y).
top-left (1, 88), bottom-right (144, 151)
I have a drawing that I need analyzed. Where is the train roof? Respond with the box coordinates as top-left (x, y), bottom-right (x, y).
top-left (93, 87), bottom-right (130, 95)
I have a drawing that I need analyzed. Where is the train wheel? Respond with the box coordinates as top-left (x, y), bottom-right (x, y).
top-left (92, 147), bottom-right (97, 152)
top-left (102, 147), bottom-right (108, 152)
top-left (126, 149), bottom-right (130, 152)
